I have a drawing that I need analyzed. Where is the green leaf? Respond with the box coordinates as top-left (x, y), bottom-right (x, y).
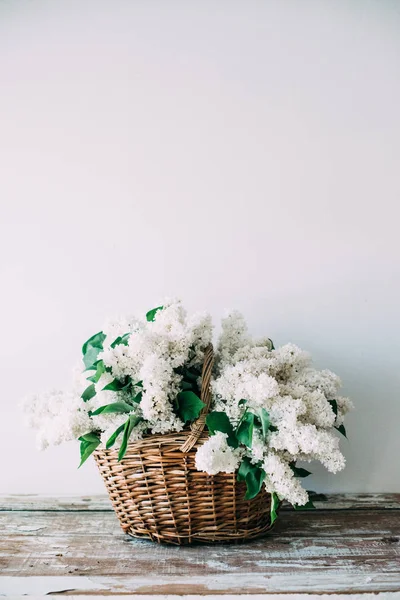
top-left (78, 433), bottom-right (101, 467)
top-left (294, 499), bottom-right (316, 510)
top-left (83, 348), bottom-right (102, 370)
top-left (290, 462), bottom-right (312, 478)
top-left (257, 408), bottom-right (270, 440)
top-left (81, 384), bottom-right (96, 402)
top-left (329, 399), bottom-right (338, 416)
top-left (237, 458), bottom-right (266, 500)
top-left (206, 411), bottom-right (238, 448)
top-left (79, 432), bottom-right (101, 443)
top-left (206, 411), bottom-right (231, 435)
top-left (90, 402), bottom-right (133, 416)
top-left (244, 467), bottom-right (266, 500)
top-left (270, 492), bottom-right (280, 524)
top-left (177, 391), bottom-right (205, 423)
top-left (146, 306), bottom-right (164, 322)
top-left (237, 457), bottom-right (254, 482)
top-left (110, 333), bottom-right (131, 348)
top-left (236, 411), bottom-right (255, 448)
top-left (267, 338), bottom-right (275, 350)
top-left (102, 378), bottom-right (130, 392)
top-left (86, 360), bottom-right (106, 383)
top-left (106, 423), bottom-right (126, 449)
top-left (307, 490), bottom-right (328, 502)
top-left (118, 415), bottom-right (143, 461)
top-left (238, 398), bottom-right (247, 406)
top-left (335, 424), bottom-right (347, 438)
top-left (82, 331), bottom-right (106, 355)
top-left (180, 367), bottom-right (200, 382)
top-left (82, 332), bottom-right (106, 370)
top-left (131, 391), bottom-right (142, 404)
top-left (181, 380), bottom-right (193, 391)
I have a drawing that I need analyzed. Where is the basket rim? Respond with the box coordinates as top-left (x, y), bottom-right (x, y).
top-left (94, 428), bottom-right (209, 457)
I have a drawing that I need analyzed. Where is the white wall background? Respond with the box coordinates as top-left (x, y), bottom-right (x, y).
top-left (0, 0), bottom-right (399, 495)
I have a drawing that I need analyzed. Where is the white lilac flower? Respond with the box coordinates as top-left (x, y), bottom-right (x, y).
top-left (263, 452), bottom-right (309, 506)
top-left (195, 432), bottom-right (243, 475)
top-left (335, 396), bottom-right (354, 426)
top-left (23, 303), bottom-right (352, 507)
top-left (215, 311), bottom-right (251, 372)
top-left (102, 314), bottom-right (143, 344)
top-left (22, 390), bottom-right (92, 450)
top-left (212, 312), bottom-right (351, 504)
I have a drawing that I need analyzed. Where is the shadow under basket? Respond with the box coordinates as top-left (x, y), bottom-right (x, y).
top-left (94, 432), bottom-right (275, 545)
top-left (93, 344), bottom-right (277, 545)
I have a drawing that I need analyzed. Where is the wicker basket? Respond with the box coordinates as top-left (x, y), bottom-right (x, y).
top-left (94, 344), bottom-right (276, 544)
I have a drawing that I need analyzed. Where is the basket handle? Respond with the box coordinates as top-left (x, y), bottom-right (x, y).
top-left (180, 344), bottom-right (214, 453)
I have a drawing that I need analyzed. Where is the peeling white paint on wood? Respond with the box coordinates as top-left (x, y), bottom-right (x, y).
top-left (6, 592), bottom-right (400, 600)
top-left (1, 495), bottom-right (399, 596)
top-left (1, 573), bottom-right (400, 595)
top-left (0, 577), bottom-right (106, 596)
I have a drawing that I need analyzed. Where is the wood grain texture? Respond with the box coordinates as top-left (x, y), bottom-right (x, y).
top-left (2, 492), bottom-right (399, 511)
top-left (1, 495), bottom-right (399, 596)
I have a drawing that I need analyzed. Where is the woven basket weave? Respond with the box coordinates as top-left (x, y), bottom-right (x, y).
top-left (94, 344), bottom-right (276, 544)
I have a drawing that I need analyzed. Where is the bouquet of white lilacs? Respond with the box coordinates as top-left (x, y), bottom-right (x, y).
top-left (24, 300), bottom-right (353, 510)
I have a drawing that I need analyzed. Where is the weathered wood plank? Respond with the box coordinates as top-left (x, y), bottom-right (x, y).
top-left (5, 596), bottom-right (400, 600)
top-left (1, 525), bottom-right (399, 577)
top-left (1, 493), bottom-right (400, 512)
top-left (1, 572), bottom-right (400, 595)
top-left (1, 509), bottom-right (399, 538)
top-left (0, 496), bottom-right (111, 512)
top-left (1, 495), bottom-right (399, 595)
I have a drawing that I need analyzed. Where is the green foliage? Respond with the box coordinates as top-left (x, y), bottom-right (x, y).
top-left (177, 391), bottom-right (205, 422)
top-left (237, 457), bottom-right (266, 500)
top-left (206, 411), bottom-right (231, 434)
top-left (82, 332), bottom-right (106, 370)
top-left (78, 432), bottom-right (101, 467)
top-left (329, 399), bottom-right (338, 416)
top-left (236, 410), bottom-right (254, 448)
top-left (237, 457), bottom-right (254, 482)
top-left (256, 408), bottom-right (270, 440)
top-left (146, 306), bottom-right (164, 322)
top-left (267, 338), bottom-right (275, 350)
top-left (90, 402), bottom-right (133, 416)
top-left (270, 492), bottom-right (280, 524)
top-left (102, 378), bottom-right (131, 392)
top-left (293, 498), bottom-right (316, 510)
top-left (307, 490), bottom-right (328, 502)
top-left (118, 415), bottom-right (143, 461)
top-left (106, 423), bottom-right (125, 449)
top-left (244, 467), bottom-right (266, 500)
top-left (110, 333), bottom-right (130, 348)
top-left (81, 384), bottom-right (96, 402)
top-left (176, 365), bottom-right (202, 401)
top-left (180, 381), bottom-right (193, 391)
top-left (131, 391), bottom-right (142, 404)
top-left (289, 462), bottom-right (312, 478)
top-left (206, 411), bottom-right (238, 448)
top-left (177, 368), bottom-right (202, 415)
top-left (86, 360), bottom-right (106, 383)
top-left (80, 432), bottom-right (100, 443)
top-left (180, 368), bottom-right (199, 382)
top-left (335, 424), bottom-right (347, 437)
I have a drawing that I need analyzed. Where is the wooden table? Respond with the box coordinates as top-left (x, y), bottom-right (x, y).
top-left (1, 494), bottom-right (399, 598)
